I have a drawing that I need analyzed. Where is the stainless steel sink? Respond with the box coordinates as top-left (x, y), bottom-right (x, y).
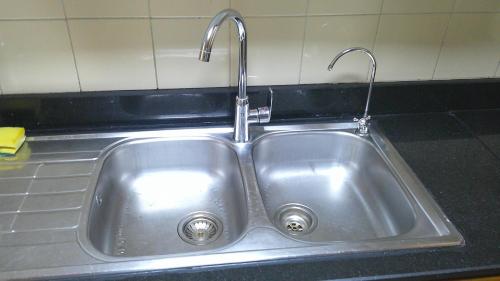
top-left (79, 122), bottom-right (463, 270)
top-left (253, 131), bottom-right (415, 242)
top-left (88, 138), bottom-right (247, 257)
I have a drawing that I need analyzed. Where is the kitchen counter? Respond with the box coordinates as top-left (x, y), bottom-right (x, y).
top-left (103, 111), bottom-right (500, 281)
top-left (0, 110), bottom-right (499, 280)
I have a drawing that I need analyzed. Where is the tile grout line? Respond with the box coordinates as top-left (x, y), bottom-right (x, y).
top-left (0, 14), bottom-right (4, 96)
top-left (297, 0), bottom-right (310, 84)
top-left (228, 24), bottom-right (232, 87)
top-left (8, 164), bottom-right (42, 231)
top-left (0, 11), bottom-right (498, 22)
top-left (148, 0), bottom-right (159, 89)
top-left (228, 0), bottom-right (233, 87)
top-left (369, 0), bottom-right (385, 82)
top-left (227, 0), bottom-right (232, 87)
top-left (494, 60), bottom-right (500, 78)
top-left (61, 0), bottom-right (82, 92)
top-left (431, 0), bottom-right (457, 80)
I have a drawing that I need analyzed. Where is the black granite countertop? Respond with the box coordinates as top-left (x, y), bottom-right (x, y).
top-left (65, 110), bottom-right (500, 281)
top-left (2, 80), bottom-right (498, 281)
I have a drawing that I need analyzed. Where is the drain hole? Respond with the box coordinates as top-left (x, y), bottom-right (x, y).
top-left (274, 204), bottom-right (317, 235)
top-left (287, 221), bottom-right (304, 232)
top-left (178, 212), bottom-right (223, 245)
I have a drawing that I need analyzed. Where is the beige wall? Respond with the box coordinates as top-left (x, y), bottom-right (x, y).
top-left (0, 0), bottom-right (499, 94)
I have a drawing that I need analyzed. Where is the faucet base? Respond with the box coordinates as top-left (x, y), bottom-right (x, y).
top-left (354, 116), bottom-right (371, 136)
top-left (234, 97), bottom-right (249, 143)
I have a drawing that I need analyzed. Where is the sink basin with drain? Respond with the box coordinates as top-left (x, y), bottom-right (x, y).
top-left (254, 131), bottom-right (419, 243)
top-left (87, 138), bottom-right (248, 257)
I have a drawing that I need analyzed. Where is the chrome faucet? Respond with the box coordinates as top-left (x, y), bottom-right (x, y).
top-left (328, 47), bottom-right (377, 136)
top-left (199, 9), bottom-right (272, 143)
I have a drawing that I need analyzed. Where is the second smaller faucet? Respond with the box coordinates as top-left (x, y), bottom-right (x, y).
top-left (328, 47), bottom-right (377, 136)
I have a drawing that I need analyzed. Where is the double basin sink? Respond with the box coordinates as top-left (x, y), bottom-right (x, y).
top-left (80, 122), bottom-right (463, 266)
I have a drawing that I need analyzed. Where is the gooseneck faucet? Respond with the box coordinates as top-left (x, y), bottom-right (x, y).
top-left (328, 47), bottom-right (377, 135)
top-left (199, 9), bottom-right (272, 143)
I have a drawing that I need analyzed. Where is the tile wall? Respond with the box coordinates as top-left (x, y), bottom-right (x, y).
top-left (0, 0), bottom-right (499, 94)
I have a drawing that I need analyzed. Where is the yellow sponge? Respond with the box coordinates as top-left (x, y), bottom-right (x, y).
top-left (0, 127), bottom-right (26, 156)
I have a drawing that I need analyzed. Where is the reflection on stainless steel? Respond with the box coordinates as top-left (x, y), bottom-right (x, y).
top-left (0, 122), bottom-right (463, 280)
top-left (88, 138), bottom-right (247, 256)
top-left (254, 131), bottom-right (415, 241)
top-left (329, 47), bottom-right (377, 135)
top-left (199, 9), bottom-right (272, 142)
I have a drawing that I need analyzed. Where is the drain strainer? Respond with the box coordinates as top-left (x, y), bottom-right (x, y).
top-left (178, 212), bottom-right (223, 245)
top-left (274, 203), bottom-right (318, 236)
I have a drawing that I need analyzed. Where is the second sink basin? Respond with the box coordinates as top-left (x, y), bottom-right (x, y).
top-left (88, 138), bottom-right (247, 257)
top-left (254, 131), bottom-right (416, 242)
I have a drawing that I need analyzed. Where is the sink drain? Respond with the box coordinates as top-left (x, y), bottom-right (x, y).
top-left (274, 204), bottom-right (318, 235)
top-left (178, 212), bottom-right (223, 245)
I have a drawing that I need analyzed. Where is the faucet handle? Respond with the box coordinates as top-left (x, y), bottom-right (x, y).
top-left (259, 87), bottom-right (274, 123)
top-left (249, 87), bottom-right (273, 124)
top-left (353, 115), bottom-right (371, 136)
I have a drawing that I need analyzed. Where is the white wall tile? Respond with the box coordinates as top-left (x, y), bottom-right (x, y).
top-left (301, 15), bottom-right (379, 84)
top-left (454, 0), bottom-right (500, 13)
top-left (69, 19), bottom-right (156, 91)
top-left (1, 1), bottom-right (499, 95)
top-left (0, 21), bottom-right (79, 94)
top-left (374, 14), bottom-right (449, 81)
top-left (308, 0), bottom-right (382, 15)
top-left (63, 0), bottom-right (148, 18)
top-left (153, 19), bottom-right (229, 89)
top-left (435, 14), bottom-right (500, 79)
top-left (230, 17), bottom-right (305, 86)
top-left (231, 0), bottom-right (308, 16)
top-left (0, 0), bottom-right (64, 19)
top-left (150, 0), bottom-right (229, 17)
top-left (382, 0), bottom-right (455, 14)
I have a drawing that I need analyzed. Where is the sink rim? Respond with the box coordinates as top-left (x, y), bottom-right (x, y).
top-left (251, 130), bottom-right (420, 242)
top-left (78, 135), bottom-right (252, 261)
top-left (75, 121), bottom-right (464, 266)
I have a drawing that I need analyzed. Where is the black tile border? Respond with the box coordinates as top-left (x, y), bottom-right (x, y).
top-left (0, 78), bottom-right (499, 134)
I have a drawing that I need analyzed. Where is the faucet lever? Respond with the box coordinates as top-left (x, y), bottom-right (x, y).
top-left (249, 87), bottom-right (273, 124)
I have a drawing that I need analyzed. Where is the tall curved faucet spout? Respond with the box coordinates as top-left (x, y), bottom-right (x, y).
top-left (199, 9), bottom-right (272, 143)
top-left (199, 9), bottom-right (247, 100)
